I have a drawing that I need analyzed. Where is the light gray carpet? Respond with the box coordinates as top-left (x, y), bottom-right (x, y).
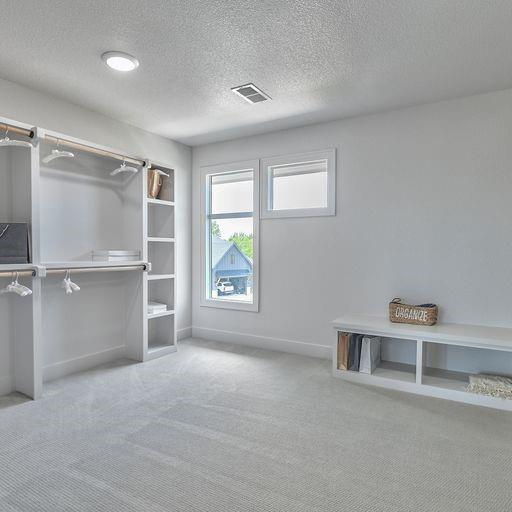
top-left (1, 338), bottom-right (511, 512)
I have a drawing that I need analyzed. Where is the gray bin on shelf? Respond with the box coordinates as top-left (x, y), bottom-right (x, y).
top-left (0, 223), bottom-right (30, 264)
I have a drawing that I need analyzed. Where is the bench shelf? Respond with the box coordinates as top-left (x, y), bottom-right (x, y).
top-left (332, 314), bottom-right (512, 411)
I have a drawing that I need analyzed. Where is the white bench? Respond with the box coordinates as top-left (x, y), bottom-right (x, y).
top-left (332, 314), bottom-right (512, 411)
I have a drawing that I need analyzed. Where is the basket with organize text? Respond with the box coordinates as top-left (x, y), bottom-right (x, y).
top-left (389, 298), bottom-right (438, 326)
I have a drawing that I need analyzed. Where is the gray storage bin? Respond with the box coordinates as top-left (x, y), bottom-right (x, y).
top-left (0, 223), bottom-right (30, 264)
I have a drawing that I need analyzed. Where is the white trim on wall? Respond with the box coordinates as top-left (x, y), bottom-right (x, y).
top-left (0, 374), bottom-right (13, 396)
top-left (192, 326), bottom-right (331, 359)
top-left (43, 345), bottom-right (125, 383)
top-left (177, 326), bottom-right (193, 339)
top-left (199, 159), bottom-right (260, 312)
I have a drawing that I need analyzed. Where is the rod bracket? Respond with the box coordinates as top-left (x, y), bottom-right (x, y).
top-left (34, 265), bottom-right (46, 277)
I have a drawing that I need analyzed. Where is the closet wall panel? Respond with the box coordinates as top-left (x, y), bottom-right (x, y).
top-left (41, 273), bottom-right (136, 378)
top-left (0, 142), bottom-right (40, 398)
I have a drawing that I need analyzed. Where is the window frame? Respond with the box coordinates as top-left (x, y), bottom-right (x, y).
top-left (200, 159), bottom-right (260, 312)
top-left (260, 149), bottom-right (336, 219)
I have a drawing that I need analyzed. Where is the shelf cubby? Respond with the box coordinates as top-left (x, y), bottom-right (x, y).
top-left (148, 278), bottom-right (174, 316)
top-left (148, 168), bottom-right (174, 203)
top-left (148, 202), bottom-right (174, 239)
top-left (148, 241), bottom-right (174, 276)
top-left (148, 313), bottom-right (175, 353)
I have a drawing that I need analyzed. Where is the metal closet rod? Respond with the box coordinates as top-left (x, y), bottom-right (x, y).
top-left (0, 270), bottom-right (36, 278)
top-left (43, 134), bottom-right (145, 167)
top-left (0, 264), bottom-right (147, 278)
top-left (1, 122), bottom-right (34, 139)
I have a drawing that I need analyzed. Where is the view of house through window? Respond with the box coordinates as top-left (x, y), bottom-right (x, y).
top-left (207, 170), bottom-right (254, 303)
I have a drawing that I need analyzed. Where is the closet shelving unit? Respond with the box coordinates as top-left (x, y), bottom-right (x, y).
top-left (0, 116), bottom-right (177, 399)
top-left (332, 314), bottom-right (512, 411)
top-left (143, 161), bottom-right (177, 360)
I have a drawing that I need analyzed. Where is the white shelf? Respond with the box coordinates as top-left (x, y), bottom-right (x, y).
top-left (147, 198), bottom-right (175, 207)
top-left (43, 260), bottom-right (146, 269)
top-left (147, 237), bottom-right (175, 243)
top-left (146, 343), bottom-right (177, 360)
top-left (422, 367), bottom-right (469, 392)
top-left (333, 314), bottom-right (512, 352)
top-left (373, 361), bottom-right (416, 383)
top-left (148, 309), bottom-right (175, 320)
top-left (147, 274), bottom-right (175, 281)
top-left (334, 361), bottom-right (415, 384)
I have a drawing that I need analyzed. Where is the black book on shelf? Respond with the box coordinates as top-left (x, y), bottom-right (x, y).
top-left (348, 334), bottom-right (364, 371)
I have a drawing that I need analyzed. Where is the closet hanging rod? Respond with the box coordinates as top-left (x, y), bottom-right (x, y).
top-left (45, 264), bottom-right (148, 275)
top-left (42, 134), bottom-right (145, 167)
top-left (0, 270), bottom-right (36, 278)
top-left (1, 123), bottom-right (34, 139)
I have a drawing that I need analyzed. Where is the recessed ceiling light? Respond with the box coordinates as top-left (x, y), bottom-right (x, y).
top-left (101, 51), bottom-right (139, 72)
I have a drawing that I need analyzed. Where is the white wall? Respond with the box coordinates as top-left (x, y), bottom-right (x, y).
top-left (0, 77), bottom-right (192, 337)
top-left (192, 88), bottom-right (512, 369)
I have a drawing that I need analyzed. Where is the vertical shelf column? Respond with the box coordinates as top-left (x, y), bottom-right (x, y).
top-left (415, 339), bottom-right (426, 385)
top-left (144, 162), bottom-right (177, 361)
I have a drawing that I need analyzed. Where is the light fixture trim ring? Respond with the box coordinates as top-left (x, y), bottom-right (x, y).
top-left (101, 51), bottom-right (139, 72)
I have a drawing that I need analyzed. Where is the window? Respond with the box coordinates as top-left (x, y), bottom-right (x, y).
top-left (200, 160), bottom-right (259, 311)
top-left (261, 149), bottom-right (336, 218)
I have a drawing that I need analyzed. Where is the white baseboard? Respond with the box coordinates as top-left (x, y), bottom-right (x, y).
top-left (177, 326), bottom-right (192, 340)
top-left (43, 345), bottom-right (125, 382)
top-left (191, 326), bottom-right (330, 359)
top-left (0, 374), bottom-right (13, 396)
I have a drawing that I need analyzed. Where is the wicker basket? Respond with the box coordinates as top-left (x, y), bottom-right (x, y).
top-left (389, 298), bottom-right (438, 326)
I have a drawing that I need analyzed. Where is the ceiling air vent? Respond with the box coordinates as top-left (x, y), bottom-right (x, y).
top-left (231, 83), bottom-right (271, 104)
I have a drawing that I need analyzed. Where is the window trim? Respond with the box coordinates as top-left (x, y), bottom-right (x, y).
top-left (200, 159), bottom-right (259, 312)
top-left (260, 149), bottom-right (336, 219)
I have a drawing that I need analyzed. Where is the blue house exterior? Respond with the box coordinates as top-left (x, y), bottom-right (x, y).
top-left (211, 236), bottom-right (253, 294)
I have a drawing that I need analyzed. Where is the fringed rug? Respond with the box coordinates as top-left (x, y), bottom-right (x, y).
top-left (467, 374), bottom-right (512, 400)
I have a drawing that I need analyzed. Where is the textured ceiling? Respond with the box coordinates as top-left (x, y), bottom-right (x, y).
top-left (1, 0), bottom-right (512, 146)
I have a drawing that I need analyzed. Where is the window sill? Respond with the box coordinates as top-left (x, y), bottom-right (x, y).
top-left (200, 297), bottom-right (259, 312)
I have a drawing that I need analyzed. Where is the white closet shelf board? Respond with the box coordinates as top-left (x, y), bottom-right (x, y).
top-left (147, 274), bottom-right (175, 281)
top-left (332, 314), bottom-right (512, 352)
top-left (146, 344), bottom-right (177, 360)
top-left (147, 237), bottom-right (175, 243)
top-left (42, 261), bottom-right (147, 269)
top-left (147, 198), bottom-right (175, 207)
top-left (148, 309), bottom-right (175, 320)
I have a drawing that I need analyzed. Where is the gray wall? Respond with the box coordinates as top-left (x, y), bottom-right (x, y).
top-left (0, 77), bottom-right (192, 337)
top-left (192, 88), bottom-right (512, 372)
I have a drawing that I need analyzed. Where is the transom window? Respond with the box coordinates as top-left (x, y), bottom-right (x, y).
top-left (261, 149), bottom-right (336, 218)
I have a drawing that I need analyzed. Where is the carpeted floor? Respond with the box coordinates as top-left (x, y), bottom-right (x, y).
top-left (1, 338), bottom-right (511, 511)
